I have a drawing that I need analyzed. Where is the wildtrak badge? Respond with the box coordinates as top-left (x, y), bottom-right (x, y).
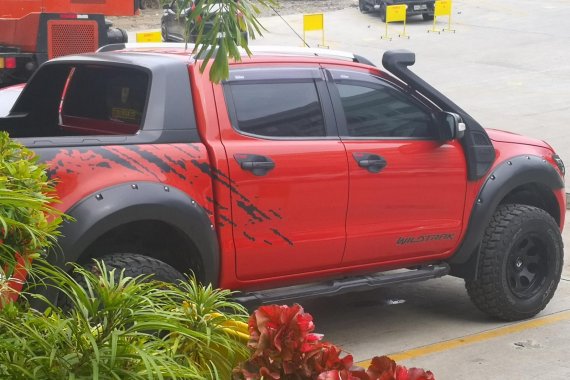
top-left (396, 234), bottom-right (455, 245)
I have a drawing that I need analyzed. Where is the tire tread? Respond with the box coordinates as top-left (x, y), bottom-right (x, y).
top-left (465, 204), bottom-right (563, 321)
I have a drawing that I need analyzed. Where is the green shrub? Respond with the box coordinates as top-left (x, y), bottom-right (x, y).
top-left (0, 133), bottom-right (249, 378)
top-left (0, 132), bottom-right (63, 303)
top-left (0, 262), bottom-right (249, 379)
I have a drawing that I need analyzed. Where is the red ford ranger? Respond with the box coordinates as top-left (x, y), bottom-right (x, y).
top-left (0, 44), bottom-right (565, 321)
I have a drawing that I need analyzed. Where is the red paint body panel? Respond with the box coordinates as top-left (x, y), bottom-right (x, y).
top-left (486, 128), bottom-right (550, 149)
top-left (208, 70), bottom-right (349, 280)
top-left (189, 64), bottom-right (238, 287)
top-left (0, 0), bottom-right (135, 18)
top-left (342, 139), bottom-right (467, 265)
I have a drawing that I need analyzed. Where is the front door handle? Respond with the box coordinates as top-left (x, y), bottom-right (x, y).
top-left (353, 153), bottom-right (387, 173)
top-left (234, 154), bottom-right (275, 176)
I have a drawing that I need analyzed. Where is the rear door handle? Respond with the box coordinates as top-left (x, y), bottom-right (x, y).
top-left (353, 153), bottom-right (387, 173)
top-left (234, 154), bottom-right (275, 176)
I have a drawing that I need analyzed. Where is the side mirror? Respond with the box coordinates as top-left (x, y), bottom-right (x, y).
top-left (440, 112), bottom-right (465, 140)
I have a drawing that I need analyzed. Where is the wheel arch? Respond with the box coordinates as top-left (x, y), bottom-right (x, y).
top-left (53, 182), bottom-right (220, 286)
top-left (450, 155), bottom-right (564, 278)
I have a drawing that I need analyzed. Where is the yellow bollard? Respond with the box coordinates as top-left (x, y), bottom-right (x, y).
top-left (303, 13), bottom-right (328, 48)
top-left (382, 5), bottom-right (409, 41)
top-left (428, 0), bottom-right (455, 34)
top-left (136, 31), bottom-right (162, 43)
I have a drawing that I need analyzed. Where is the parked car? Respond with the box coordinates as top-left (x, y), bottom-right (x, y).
top-left (359, 0), bottom-right (435, 22)
top-left (161, 0), bottom-right (247, 43)
top-left (0, 83), bottom-right (24, 117)
top-left (1, 44), bottom-right (565, 322)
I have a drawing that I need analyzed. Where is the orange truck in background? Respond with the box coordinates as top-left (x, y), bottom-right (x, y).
top-left (0, 0), bottom-right (135, 87)
top-left (0, 0), bottom-right (138, 18)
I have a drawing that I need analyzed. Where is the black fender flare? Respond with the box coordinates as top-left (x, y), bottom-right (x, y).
top-left (54, 182), bottom-right (219, 286)
top-left (450, 155), bottom-right (564, 267)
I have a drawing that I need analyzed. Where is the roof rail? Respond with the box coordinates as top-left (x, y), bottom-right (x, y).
top-left (96, 43), bottom-right (376, 66)
top-left (97, 42), bottom-right (191, 53)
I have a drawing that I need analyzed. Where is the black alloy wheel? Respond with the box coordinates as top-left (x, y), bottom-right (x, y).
top-left (506, 233), bottom-right (549, 299)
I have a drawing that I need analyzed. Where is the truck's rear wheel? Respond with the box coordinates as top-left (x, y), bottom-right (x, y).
top-left (86, 253), bottom-right (185, 283)
top-left (58, 253), bottom-right (185, 310)
top-left (465, 204), bottom-right (563, 321)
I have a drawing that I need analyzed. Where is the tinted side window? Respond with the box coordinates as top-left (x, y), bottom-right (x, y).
top-left (336, 82), bottom-right (432, 138)
top-left (63, 66), bottom-right (148, 127)
top-left (227, 82), bottom-right (326, 138)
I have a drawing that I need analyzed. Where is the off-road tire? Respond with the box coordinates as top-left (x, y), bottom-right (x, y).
top-left (358, 0), bottom-right (370, 13)
top-left (422, 13), bottom-right (434, 21)
top-left (58, 253), bottom-right (185, 310)
top-left (161, 25), bottom-right (170, 42)
top-left (379, 5), bottom-right (387, 22)
top-left (465, 204), bottom-right (563, 321)
top-left (84, 253), bottom-right (185, 283)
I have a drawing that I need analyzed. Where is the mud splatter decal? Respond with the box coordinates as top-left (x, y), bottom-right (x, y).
top-left (237, 201), bottom-right (270, 222)
top-left (129, 145), bottom-right (187, 181)
top-left (268, 209), bottom-right (283, 219)
top-left (38, 143), bottom-right (293, 248)
top-left (271, 228), bottom-right (294, 246)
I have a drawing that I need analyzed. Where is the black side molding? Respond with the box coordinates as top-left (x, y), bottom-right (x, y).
top-left (450, 155), bottom-right (564, 266)
top-left (382, 50), bottom-right (496, 181)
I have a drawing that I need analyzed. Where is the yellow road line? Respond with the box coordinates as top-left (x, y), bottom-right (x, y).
top-left (356, 310), bottom-right (570, 368)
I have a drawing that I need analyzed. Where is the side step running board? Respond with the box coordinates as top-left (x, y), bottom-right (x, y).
top-left (234, 263), bottom-right (450, 305)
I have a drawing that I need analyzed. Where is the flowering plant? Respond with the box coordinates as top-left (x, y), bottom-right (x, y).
top-left (234, 304), bottom-right (434, 380)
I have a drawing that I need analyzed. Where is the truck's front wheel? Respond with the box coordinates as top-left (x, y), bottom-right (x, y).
top-left (465, 204), bottom-right (563, 321)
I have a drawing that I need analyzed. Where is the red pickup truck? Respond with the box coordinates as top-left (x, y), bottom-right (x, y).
top-left (0, 44), bottom-right (565, 321)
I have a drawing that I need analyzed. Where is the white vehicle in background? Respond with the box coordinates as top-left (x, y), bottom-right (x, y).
top-left (0, 83), bottom-right (24, 117)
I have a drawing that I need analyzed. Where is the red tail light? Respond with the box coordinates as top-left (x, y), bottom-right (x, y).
top-left (5, 57), bottom-right (16, 69)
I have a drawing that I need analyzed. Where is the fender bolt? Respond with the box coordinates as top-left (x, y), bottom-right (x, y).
top-left (490, 175), bottom-right (495, 180)
top-left (95, 194), bottom-right (103, 200)
top-left (507, 161), bottom-right (512, 165)
top-left (131, 184), bottom-right (138, 190)
top-left (164, 186), bottom-right (170, 192)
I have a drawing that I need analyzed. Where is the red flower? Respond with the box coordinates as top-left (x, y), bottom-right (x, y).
top-left (248, 304), bottom-right (318, 362)
top-left (364, 356), bottom-right (435, 380)
top-left (234, 306), bottom-right (435, 380)
top-left (317, 369), bottom-right (370, 380)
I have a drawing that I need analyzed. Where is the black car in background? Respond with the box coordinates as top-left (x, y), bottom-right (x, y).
top-left (358, 0), bottom-right (435, 22)
top-left (161, 0), bottom-right (247, 43)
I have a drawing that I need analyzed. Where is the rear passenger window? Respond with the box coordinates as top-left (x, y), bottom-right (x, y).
top-left (61, 66), bottom-right (149, 135)
top-left (1, 63), bottom-right (152, 139)
top-left (227, 82), bottom-right (326, 138)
